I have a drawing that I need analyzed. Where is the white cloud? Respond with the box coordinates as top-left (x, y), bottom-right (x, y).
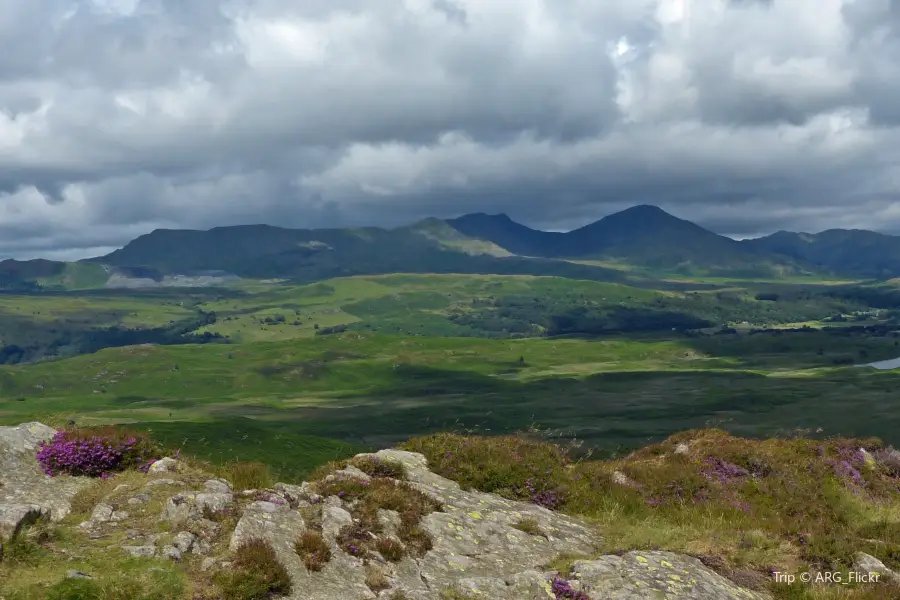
top-left (0, 0), bottom-right (899, 258)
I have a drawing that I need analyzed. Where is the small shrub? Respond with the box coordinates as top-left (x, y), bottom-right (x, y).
top-left (375, 537), bottom-right (406, 562)
top-left (218, 538), bottom-right (292, 600)
top-left (512, 516), bottom-right (544, 536)
top-left (35, 427), bottom-right (161, 478)
top-left (550, 576), bottom-right (590, 600)
top-left (217, 461), bottom-right (273, 491)
top-left (874, 447), bottom-right (900, 476)
top-left (351, 455), bottom-right (406, 479)
top-left (364, 565), bottom-right (391, 592)
top-left (336, 523), bottom-right (373, 559)
top-left (294, 530), bottom-right (331, 571)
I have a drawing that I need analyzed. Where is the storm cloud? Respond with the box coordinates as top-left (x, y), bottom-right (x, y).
top-left (1, 0), bottom-right (899, 258)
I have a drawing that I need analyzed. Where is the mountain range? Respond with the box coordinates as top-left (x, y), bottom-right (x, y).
top-left (2, 204), bottom-right (900, 289)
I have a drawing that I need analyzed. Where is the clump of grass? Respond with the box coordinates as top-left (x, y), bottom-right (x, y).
top-left (215, 461), bottom-right (273, 491)
top-left (375, 537), bottom-right (406, 562)
top-left (217, 538), bottom-right (292, 600)
top-left (294, 530), bottom-right (331, 571)
top-left (403, 432), bottom-right (569, 509)
top-left (351, 455), bottom-right (407, 479)
top-left (364, 564), bottom-right (391, 593)
top-left (512, 516), bottom-right (544, 536)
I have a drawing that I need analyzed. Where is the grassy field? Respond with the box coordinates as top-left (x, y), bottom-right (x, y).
top-left (3, 327), bottom-right (900, 475)
top-left (0, 272), bottom-right (899, 476)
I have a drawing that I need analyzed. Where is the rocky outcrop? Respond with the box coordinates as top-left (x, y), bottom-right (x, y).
top-left (0, 423), bottom-right (91, 539)
top-left (0, 423), bottom-right (772, 599)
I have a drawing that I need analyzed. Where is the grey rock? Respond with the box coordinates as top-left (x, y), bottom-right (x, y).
top-left (376, 509), bottom-right (402, 537)
top-left (204, 479), bottom-right (233, 493)
top-left (330, 465), bottom-right (372, 483)
top-left (324, 495), bottom-right (343, 508)
top-left (127, 494), bottom-right (151, 505)
top-left (571, 552), bottom-right (772, 599)
top-left (110, 510), bottom-right (130, 522)
top-left (121, 545), bottom-right (157, 558)
top-left (66, 569), bottom-right (94, 579)
top-left (172, 531), bottom-right (197, 553)
top-left (160, 545), bottom-right (183, 561)
top-left (0, 423), bottom-right (91, 522)
top-left (160, 493), bottom-right (198, 523)
top-left (854, 552), bottom-right (900, 585)
top-left (148, 457), bottom-right (179, 474)
top-left (200, 557), bottom-right (218, 571)
top-left (321, 505), bottom-right (354, 540)
top-left (196, 492), bottom-right (234, 514)
top-left (247, 500), bottom-right (283, 513)
top-left (230, 501), bottom-right (376, 600)
top-left (0, 503), bottom-right (47, 540)
top-left (90, 503), bottom-right (115, 523)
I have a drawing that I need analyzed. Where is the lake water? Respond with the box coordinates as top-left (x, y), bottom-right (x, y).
top-left (859, 356), bottom-right (900, 370)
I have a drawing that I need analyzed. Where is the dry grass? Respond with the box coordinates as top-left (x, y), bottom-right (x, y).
top-left (351, 454), bottom-right (406, 479)
top-left (216, 538), bottom-right (292, 600)
top-left (364, 565), bottom-right (391, 593)
top-left (375, 537), bottom-right (406, 562)
top-left (294, 530), bottom-right (331, 571)
top-left (511, 516), bottom-right (544, 536)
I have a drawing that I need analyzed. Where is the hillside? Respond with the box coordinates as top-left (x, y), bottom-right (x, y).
top-left (741, 229), bottom-right (900, 278)
top-left (89, 224), bottom-right (631, 285)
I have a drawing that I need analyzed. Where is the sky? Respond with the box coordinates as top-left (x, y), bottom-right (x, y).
top-left (2, 0), bottom-right (900, 260)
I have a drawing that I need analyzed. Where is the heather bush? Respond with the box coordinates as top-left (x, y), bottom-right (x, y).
top-left (551, 576), bottom-right (590, 600)
top-left (351, 455), bottom-right (407, 479)
top-left (375, 537), bottom-right (406, 561)
top-left (217, 538), bottom-right (292, 600)
top-left (35, 426), bottom-right (162, 478)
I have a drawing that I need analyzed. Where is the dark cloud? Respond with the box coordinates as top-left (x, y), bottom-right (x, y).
top-left (0, 0), bottom-right (899, 259)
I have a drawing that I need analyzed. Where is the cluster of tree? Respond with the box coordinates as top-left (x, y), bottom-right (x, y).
top-left (315, 324), bottom-right (347, 336)
top-left (444, 290), bottom-right (863, 338)
top-left (0, 309), bottom-right (225, 365)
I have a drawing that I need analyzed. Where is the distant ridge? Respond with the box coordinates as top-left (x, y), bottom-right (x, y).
top-left (7, 204), bottom-right (900, 288)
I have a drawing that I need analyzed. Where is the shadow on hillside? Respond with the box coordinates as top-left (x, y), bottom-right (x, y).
top-left (210, 364), bottom-right (900, 458)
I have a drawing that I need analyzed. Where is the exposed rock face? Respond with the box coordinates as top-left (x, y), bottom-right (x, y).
top-left (1, 423), bottom-right (772, 599)
top-left (220, 448), bottom-right (770, 600)
top-left (0, 423), bottom-right (91, 538)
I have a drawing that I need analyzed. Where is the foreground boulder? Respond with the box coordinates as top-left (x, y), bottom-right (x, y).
top-left (0, 423), bottom-right (91, 539)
